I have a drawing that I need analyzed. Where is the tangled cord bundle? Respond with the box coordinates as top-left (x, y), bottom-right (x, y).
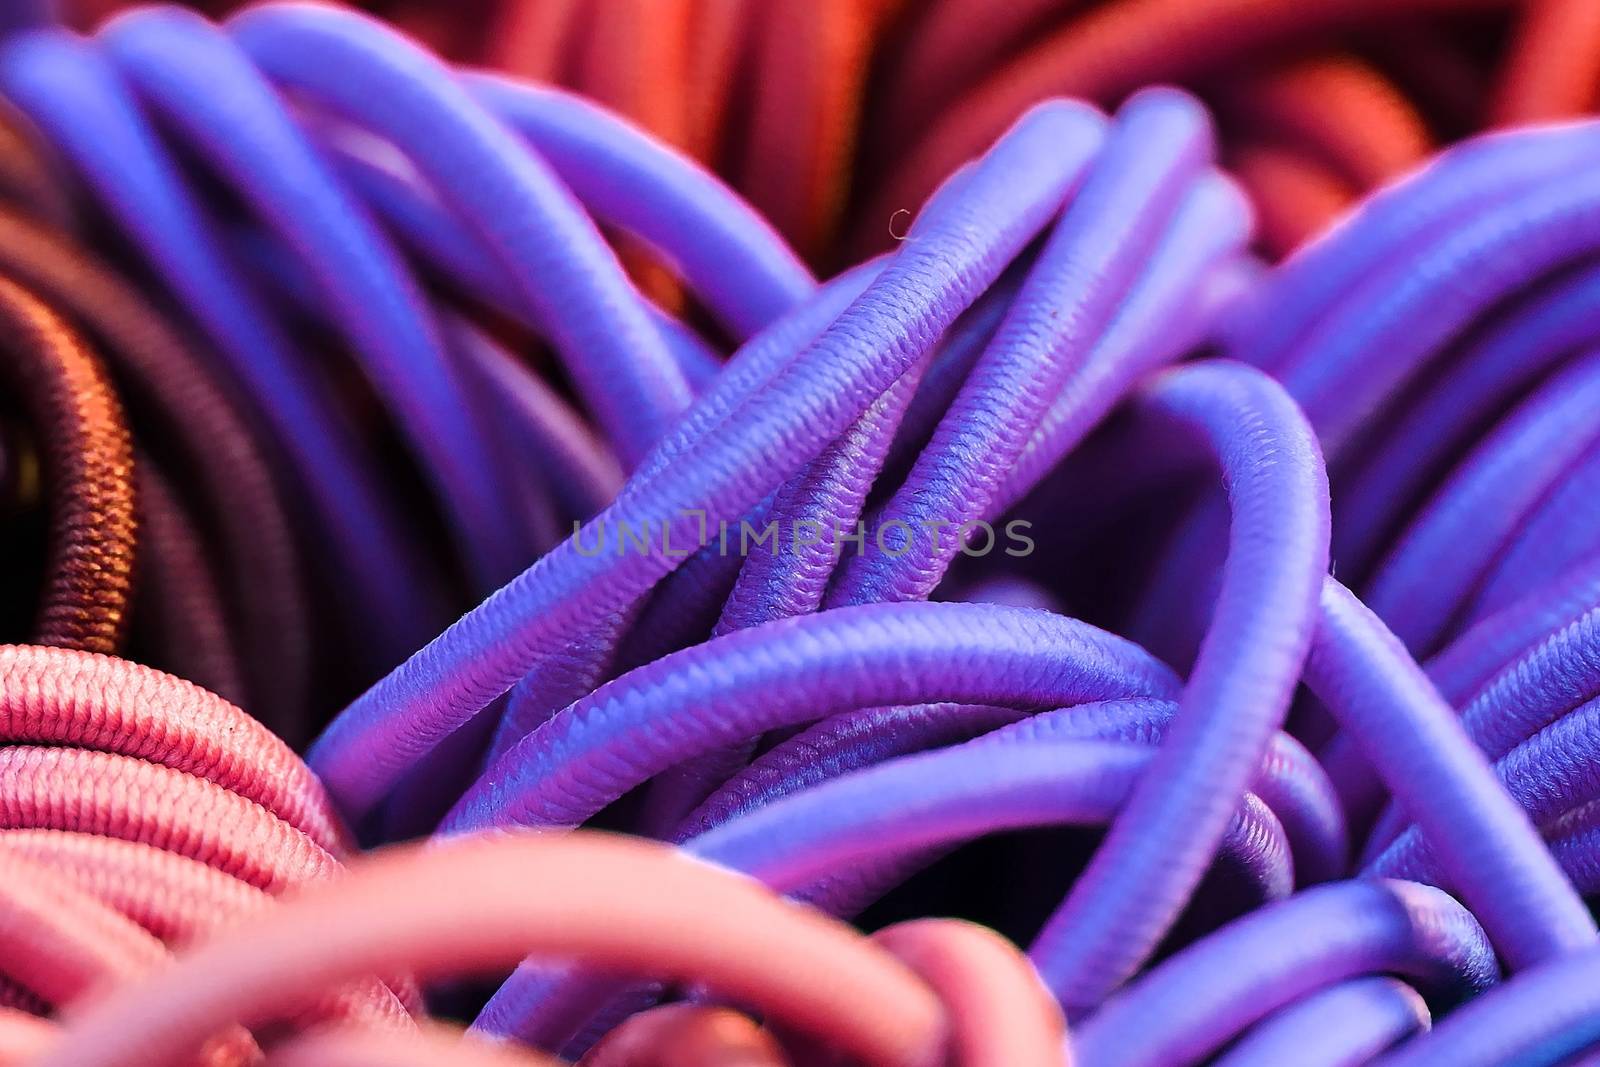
top-left (2, 0), bottom-right (1600, 1064)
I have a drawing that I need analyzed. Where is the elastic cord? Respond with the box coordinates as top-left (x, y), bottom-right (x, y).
top-left (1372, 945), bottom-right (1600, 1067)
top-left (1368, 695), bottom-right (1600, 882)
top-left (0, 643), bottom-right (346, 852)
top-left (1028, 361), bottom-right (1329, 1014)
top-left (35, 833), bottom-right (948, 1067)
top-left (230, 2), bottom-right (693, 468)
top-left (0, 273), bottom-right (135, 654)
top-left (0, 746), bottom-right (338, 893)
top-left (681, 737), bottom-right (1291, 904)
top-left (1071, 879), bottom-right (1495, 1067)
top-left (263, 1024), bottom-right (565, 1067)
top-left (441, 601), bottom-right (1178, 834)
top-left (308, 98), bottom-right (1102, 820)
top-left (1363, 351), bottom-right (1600, 655)
top-left (1333, 258), bottom-right (1600, 579)
top-left (0, 28), bottom-right (442, 659)
top-left (866, 0), bottom-right (1511, 248)
top-left (574, 1004), bottom-right (787, 1067)
top-left (1221, 121), bottom-right (1600, 372)
top-left (323, 148), bottom-right (722, 403)
top-left (1307, 579), bottom-right (1596, 968)
top-left (1227, 53), bottom-right (1431, 190)
top-left (465, 72), bottom-right (815, 337)
top-left (0, 848), bottom-right (168, 1008)
top-left (0, 206), bottom-right (307, 732)
top-left (1211, 977), bottom-right (1430, 1067)
top-left (994, 171), bottom-right (1252, 513)
top-left (101, 8), bottom-right (529, 585)
top-left (873, 920), bottom-right (1066, 1067)
top-left (1427, 548), bottom-right (1600, 706)
top-left (833, 88), bottom-right (1210, 606)
top-left (1470, 442), bottom-right (1600, 621)
top-left (1490, 0), bottom-right (1600, 126)
top-left (132, 461), bottom-right (245, 703)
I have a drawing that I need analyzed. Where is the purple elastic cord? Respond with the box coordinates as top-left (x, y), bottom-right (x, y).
top-left (1028, 360), bottom-right (1329, 1015)
top-left (229, 2), bottom-right (693, 468)
top-left (1310, 579), bottom-right (1596, 968)
top-left (882, 270), bottom-right (1022, 479)
top-left (1458, 602), bottom-right (1600, 761)
top-left (319, 144), bottom-right (721, 391)
top-left (1072, 880), bottom-right (1495, 1067)
top-left (1219, 120), bottom-right (1600, 372)
top-left (682, 737), bottom-right (1291, 903)
top-left (482, 727), bottom-right (1292, 1049)
top-left (487, 264), bottom-right (885, 761)
top-left (1324, 550), bottom-right (1600, 831)
top-left (678, 698), bottom-right (1338, 887)
top-left (100, 8), bottom-right (530, 587)
top-left (1368, 693), bottom-right (1600, 877)
top-left (1363, 352), bottom-right (1600, 657)
top-left (449, 320), bottom-right (623, 529)
top-left (993, 171), bottom-right (1252, 516)
top-left (1549, 801), bottom-right (1600, 895)
top-left (632, 363), bottom-right (932, 831)
top-left (1372, 945), bottom-right (1600, 1067)
top-left (986, 700), bottom-right (1345, 885)
top-left (1354, 590), bottom-right (1600, 858)
top-left (1472, 438), bottom-right (1600, 621)
top-left (1131, 140), bottom-right (1600, 669)
top-left (1428, 549), bottom-right (1600, 706)
top-left (307, 97), bottom-right (1102, 820)
top-left (1211, 978), bottom-right (1430, 1067)
top-left (437, 600), bottom-right (1179, 834)
top-left (832, 88), bottom-right (1210, 607)
top-left (0, 28), bottom-right (442, 658)
top-left (1334, 259), bottom-right (1600, 578)
top-left (1276, 168), bottom-right (1600, 460)
top-left (464, 72), bottom-right (816, 338)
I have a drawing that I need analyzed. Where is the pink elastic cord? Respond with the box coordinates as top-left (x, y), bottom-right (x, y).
top-left (38, 833), bottom-right (947, 1067)
top-left (0, 849), bottom-right (166, 1006)
top-left (0, 831), bottom-right (265, 946)
top-left (0, 746), bottom-right (337, 893)
top-left (263, 1023), bottom-right (564, 1067)
top-left (873, 920), bottom-right (1069, 1067)
top-left (0, 1008), bottom-right (54, 1064)
top-left (575, 1005), bottom-right (790, 1067)
top-left (0, 644), bottom-right (348, 854)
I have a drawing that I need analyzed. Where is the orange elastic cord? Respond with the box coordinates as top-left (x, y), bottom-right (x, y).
top-left (684, 0), bottom-right (749, 166)
top-left (1229, 141), bottom-right (1357, 257)
top-left (1491, 0), bottom-right (1600, 125)
top-left (1226, 53), bottom-right (1433, 189)
top-left (0, 274), bottom-right (136, 654)
top-left (577, 1004), bottom-right (791, 1067)
top-left (573, 0), bottom-right (696, 310)
top-left (0, 209), bottom-right (309, 739)
top-left (0, 104), bottom-right (72, 231)
top-left (864, 0), bottom-right (1506, 248)
top-left (38, 833), bottom-right (947, 1067)
top-left (874, 0), bottom-right (1088, 151)
top-left (488, 0), bottom-right (588, 84)
top-left (733, 0), bottom-right (874, 263)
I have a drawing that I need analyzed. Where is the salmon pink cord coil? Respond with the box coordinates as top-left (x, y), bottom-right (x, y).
top-left (2, 2), bottom-right (1600, 1065)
